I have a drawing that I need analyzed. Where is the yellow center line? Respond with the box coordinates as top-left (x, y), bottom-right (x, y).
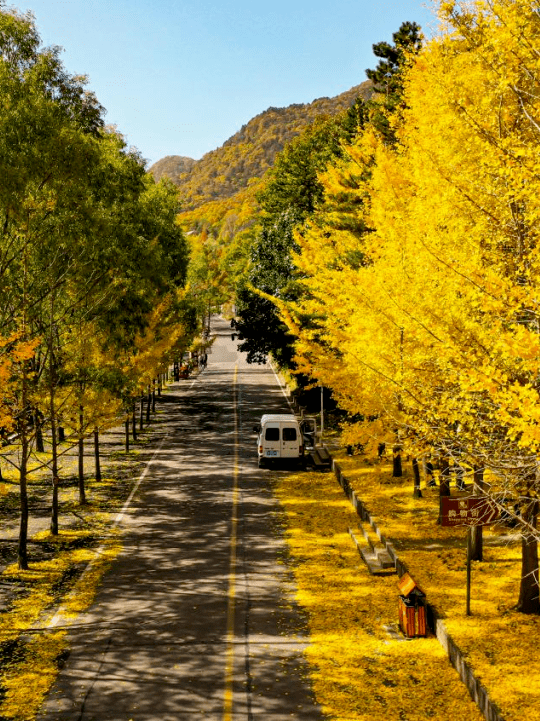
top-left (223, 364), bottom-right (239, 721)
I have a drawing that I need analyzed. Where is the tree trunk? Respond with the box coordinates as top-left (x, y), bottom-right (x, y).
top-left (94, 429), bottom-right (101, 482)
top-left (412, 457), bottom-right (422, 498)
top-left (437, 456), bottom-right (451, 525)
top-left (152, 379), bottom-right (156, 413)
top-left (440, 457), bottom-right (451, 497)
top-left (132, 404), bottom-right (137, 442)
top-left (78, 406), bottom-right (86, 505)
top-left (146, 386), bottom-right (151, 423)
top-left (158, 375), bottom-right (162, 397)
top-left (58, 426), bottom-right (65, 443)
top-left (140, 396), bottom-right (144, 431)
top-left (125, 417), bottom-right (130, 453)
top-left (18, 438), bottom-right (29, 570)
top-left (470, 466), bottom-right (485, 562)
top-left (392, 446), bottom-right (402, 477)
top-left (18, 248), bottom-right (29, 570)
top-left (18, 370), bottom-right (30, 570)
top-left (48, 306), bottom-right (60, 535)
top-left (517, 498), bottom-right (540, 614)
top-left (50, 391), bottom-right (59, 536)
top-left (34, 409), bottom-right (44, 453)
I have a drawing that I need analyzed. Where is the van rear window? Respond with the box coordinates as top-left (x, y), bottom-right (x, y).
top-left (283, 427), bottom-right (297, 441)
top-left (265, 427), bottom-right (280, 441)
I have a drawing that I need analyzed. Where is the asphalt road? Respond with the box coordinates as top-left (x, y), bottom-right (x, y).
top-left (38, 317), bottom-right (324, 721)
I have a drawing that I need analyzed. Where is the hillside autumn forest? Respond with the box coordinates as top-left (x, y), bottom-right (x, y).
top-left (150, 81), bottom-right (372, 208)
top-left (1, 0), bottom-right (540, 717)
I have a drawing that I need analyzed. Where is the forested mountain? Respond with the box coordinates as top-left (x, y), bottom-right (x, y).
top-left (149, 80), bottom-right (372, 210)
top-left (150, 155), bottom-right (197, 184)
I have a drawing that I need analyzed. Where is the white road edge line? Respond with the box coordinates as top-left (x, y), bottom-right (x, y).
top-left (269, 360), bottom-right (294, 410)
top-left (113, 431), bottom-right (168, 527)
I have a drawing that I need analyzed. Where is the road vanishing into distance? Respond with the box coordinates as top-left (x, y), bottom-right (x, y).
top-left (38, 316), bottom-right (324, 721)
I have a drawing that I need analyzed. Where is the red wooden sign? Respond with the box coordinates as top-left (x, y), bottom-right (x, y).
top-left (440, 496), bottom-right (499, 527)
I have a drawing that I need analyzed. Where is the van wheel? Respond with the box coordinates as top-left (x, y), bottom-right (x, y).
top-left (258, 458), bottom-right (265, 469)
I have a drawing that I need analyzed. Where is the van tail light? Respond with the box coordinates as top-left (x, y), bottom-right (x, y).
top-left (259, 446), bottom-right (263, 454)
top-left (299, 445), bottom-right (304, 454)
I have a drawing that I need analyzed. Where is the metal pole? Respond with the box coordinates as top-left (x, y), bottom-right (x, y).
top-left (466, 527), bottom-right (472, 616)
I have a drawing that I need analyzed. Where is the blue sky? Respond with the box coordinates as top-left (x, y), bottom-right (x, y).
top-left (14, 0), bottom-right (438, 166)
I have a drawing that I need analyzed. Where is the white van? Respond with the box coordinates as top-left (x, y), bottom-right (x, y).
top-left (254, 414), bottom-right (305, 468)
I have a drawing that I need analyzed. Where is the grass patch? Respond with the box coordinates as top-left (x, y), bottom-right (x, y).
top-left (0, 523), bottom-right (122, 720)
top-left (0, 414), bottom-right (161, 718)
top-left (1, 631), bottom-right (68, 721)
top-left (0, 530), bottom-right (122, 721)
top-left (0, 459), bottom-right (135, 721)
top-left (273, 469), bottom-right (483, 720)
top-left (326, 453), bottom-right (540, 721)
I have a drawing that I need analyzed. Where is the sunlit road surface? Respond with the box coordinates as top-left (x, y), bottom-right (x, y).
top-left (38, 316), bottom-right (324, 721)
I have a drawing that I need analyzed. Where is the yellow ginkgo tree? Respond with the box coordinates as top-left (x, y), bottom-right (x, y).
top-left (283, 0), bottom-right (540, 613)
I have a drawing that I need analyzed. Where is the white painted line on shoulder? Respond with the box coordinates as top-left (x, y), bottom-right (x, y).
top-left (270, 361), bottom-right (293, 410)
top-left (48, 431), bottom-right (170, 629)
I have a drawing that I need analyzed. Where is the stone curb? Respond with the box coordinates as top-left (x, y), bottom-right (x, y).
top-left (332, 459), bottom-right (505, 721)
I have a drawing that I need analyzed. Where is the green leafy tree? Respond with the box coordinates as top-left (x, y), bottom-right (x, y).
top-left (0, 7), bottom-right (111, 567)
top-left (0, 7), bottom-right (194, 564)
top-left (233, 210), bottom-right (301, 366)
top-left (257, 116), bottom-right (346, 223)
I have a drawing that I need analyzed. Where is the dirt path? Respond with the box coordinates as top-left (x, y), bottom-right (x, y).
top-left (37, 317), bottom-right (323, 721)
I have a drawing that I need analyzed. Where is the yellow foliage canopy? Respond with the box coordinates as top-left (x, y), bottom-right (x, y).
top-left (286, 0), bottom-right (540, 468)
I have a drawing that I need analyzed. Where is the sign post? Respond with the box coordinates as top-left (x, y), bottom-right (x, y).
top-left (440, 496), bottom-right (499, 616)
top-left (466, 527), bottom-right (472, 616)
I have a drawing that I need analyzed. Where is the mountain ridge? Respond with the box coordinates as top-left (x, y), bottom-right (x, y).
top-left (149, 80), bottom-right (372, 211)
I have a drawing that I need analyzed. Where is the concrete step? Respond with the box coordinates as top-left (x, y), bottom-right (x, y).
top-left (309, 448), bottom-right (332, 468)
top-left (356, 519), bottom-right (395, 568)
top-left (359, 547), bottom-right (396, 576)
top-left (349, 527), bottom-right (396, 576)
top-left (376, 549), bottom-right (396, 568)
top-left (317, 446), bottom-right (331, 462)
